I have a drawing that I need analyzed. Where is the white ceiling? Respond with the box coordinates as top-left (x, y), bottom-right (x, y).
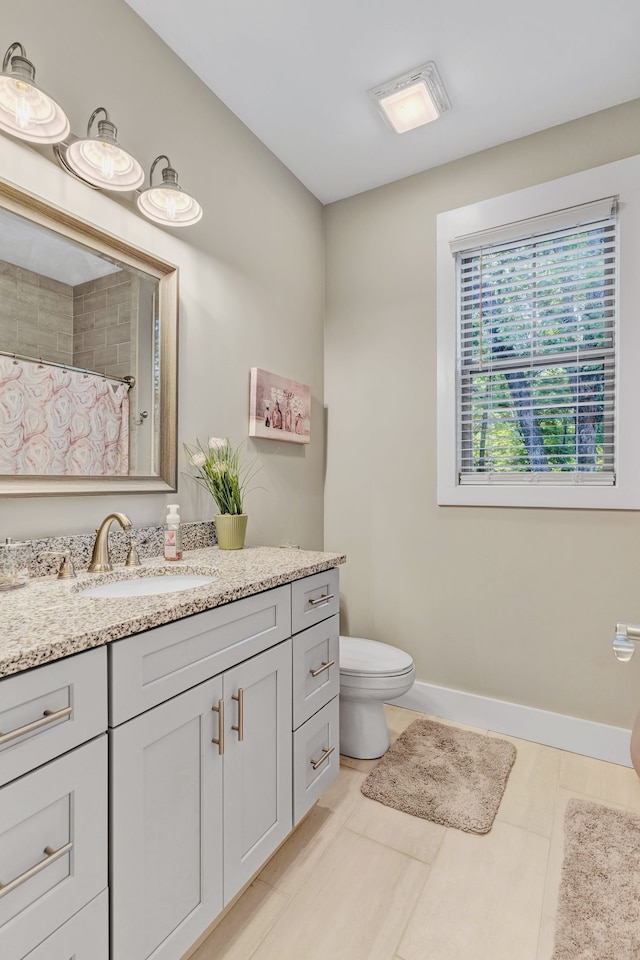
top-left (125, 0), bottom-right (640, 204)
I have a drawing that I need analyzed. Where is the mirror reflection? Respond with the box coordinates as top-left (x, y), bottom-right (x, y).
top-left (0, 183), bottom-right (178, 495)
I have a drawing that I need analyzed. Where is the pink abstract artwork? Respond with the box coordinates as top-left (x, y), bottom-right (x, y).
top-left (249, 368), bottom-right (310, 444)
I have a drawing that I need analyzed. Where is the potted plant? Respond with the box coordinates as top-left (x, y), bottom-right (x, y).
top-left (184, 437), bottom-right (260, 549)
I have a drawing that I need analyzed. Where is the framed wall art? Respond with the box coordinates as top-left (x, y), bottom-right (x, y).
top-left (249, 367), bottom-right (310, 444)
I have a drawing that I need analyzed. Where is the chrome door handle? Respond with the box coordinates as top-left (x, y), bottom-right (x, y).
top-left (309, 660), bottom-right (336, 678)
top-left (310, 745), bottom-right (335, 770)
top-left (0, 706), bottom-right (72, 746)
top-left (232, 688), bottom-right (244, 741)
top-left (212, 699), bottom-right (224, 755)
top-left (308, 594), bottom-right (335, 607)
top-left (0, 841), bottom-right (73, 898)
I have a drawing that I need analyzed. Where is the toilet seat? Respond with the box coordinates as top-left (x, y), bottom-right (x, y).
top-left (339, 635), bottom-right (414, 677)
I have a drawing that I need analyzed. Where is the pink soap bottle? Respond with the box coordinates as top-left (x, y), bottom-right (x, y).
top-left (164, 504), bottom-right (183, 561)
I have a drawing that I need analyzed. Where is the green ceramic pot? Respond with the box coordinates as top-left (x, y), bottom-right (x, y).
top-left (215, 513), bottom-right (248, 550)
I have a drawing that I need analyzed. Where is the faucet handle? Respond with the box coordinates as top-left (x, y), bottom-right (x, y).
top-left (125, 540), bottom-right (141, 567)
top-left (40, 550), bottom-right (77, 580)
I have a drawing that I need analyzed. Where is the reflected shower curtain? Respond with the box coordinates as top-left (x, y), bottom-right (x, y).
top-left (0, 356), bottom-right (130, 475)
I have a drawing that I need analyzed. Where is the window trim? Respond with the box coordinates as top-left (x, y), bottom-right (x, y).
top-left (436, 154), bottom-right (640, 509)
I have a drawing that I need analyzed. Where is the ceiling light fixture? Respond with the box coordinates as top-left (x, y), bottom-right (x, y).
top-left (0, 42), bottom-right (70, 144)
top-left (137, 155), bottom-right (203, 227)
top-left (63, 107), bottom-right (145, 191)
top-left (369, 61), bottom-right (451, 134)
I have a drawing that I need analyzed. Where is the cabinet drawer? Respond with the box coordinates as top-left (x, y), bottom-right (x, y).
top-left (293, 696), bottom-right (339, 825)
top-left (292, 615), bottom-right (339, 730)
top-left (24, 889), bottom-right (108, 960)
top-left (291, 568), bottom-right (339, 635)
top-left (0, 735), bottom-right (108, 960)
top-left (0, 648), bottom-right (107, 788)
top-left (109, 584), bottom-right (291, 725)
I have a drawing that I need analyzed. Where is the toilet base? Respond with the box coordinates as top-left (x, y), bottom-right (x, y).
top-left (339, 697), bottom-right (391, 760)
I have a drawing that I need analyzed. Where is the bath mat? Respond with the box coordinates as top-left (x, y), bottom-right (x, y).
top-left (552, 798), bottom-right (640, 960)
top-left (360, 718), bottom-right (516, 834)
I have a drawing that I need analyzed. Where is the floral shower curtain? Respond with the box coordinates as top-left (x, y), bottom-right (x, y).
top-left (0, 356), bottom-right (130, 475)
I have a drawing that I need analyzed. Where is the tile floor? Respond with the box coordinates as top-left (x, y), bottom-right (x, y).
top-left (190, 705), bottom-right (640, 960)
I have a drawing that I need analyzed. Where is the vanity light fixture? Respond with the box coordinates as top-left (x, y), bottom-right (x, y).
top-left (137, 155), bottom-right (203, 227)
top-left (62, 107), bottom-right (144, 192)
top-left (0, 42), bottom-right (203, 225)
top-left (368, 61), bottom-right (451, 134)
top-left (0, 42), bottom-right (70, 143)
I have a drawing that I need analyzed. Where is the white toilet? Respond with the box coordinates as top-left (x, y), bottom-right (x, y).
top-left (339, 635), bottom-right (416, 759)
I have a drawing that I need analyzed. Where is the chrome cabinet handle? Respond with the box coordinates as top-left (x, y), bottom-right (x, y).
top-left (212, 699), bottom-right (224, 755)
top-left (232, 688), bottom-right (244, 741)
top-left (0, 706), bottom-right (72, 746)
top-left (0, 841), bottom-right (73, 898)
top-left (309, 660), bottom-right (336, 678)
top-left (308, 593), bottom-right (335, 607)
top-left (310, 745), bottom-right (335, 770)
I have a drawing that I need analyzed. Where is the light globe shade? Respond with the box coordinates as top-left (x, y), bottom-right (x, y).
top-left (137, 156), bottom-right (203, 227)
top-left (137, 184), bottom-right (202, 227)
top-left (66, 137), bottom-right (145, 191)
top-left (64, 108), bottom-right (144, 192)
top-left (0, 44), bottom-right (69, 144)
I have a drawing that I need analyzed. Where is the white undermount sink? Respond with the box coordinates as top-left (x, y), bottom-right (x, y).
top-left (81, 574), bottom-right (216, 598)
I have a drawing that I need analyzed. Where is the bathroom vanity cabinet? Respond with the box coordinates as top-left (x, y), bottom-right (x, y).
top-left (0, 648), bottom-right (109, 960)
top-left (0, 565), bottom-right (341, 960)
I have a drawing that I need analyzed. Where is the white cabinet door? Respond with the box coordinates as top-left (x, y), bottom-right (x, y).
top-left (223, 640), bottom-right (292, 904)
top-left (110, 676), bottom-right (224, 960)
top-left (0, 736), bottom-right (107, 960)
top-left (23, 890), bottom-right (108, 960)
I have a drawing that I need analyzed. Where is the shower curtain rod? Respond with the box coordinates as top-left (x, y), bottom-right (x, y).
top-left (0, 349), bottom-right (135, 389)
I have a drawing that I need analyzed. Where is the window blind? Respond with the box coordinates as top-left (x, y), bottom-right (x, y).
top-left (455, 204), bottom-right (617, 482)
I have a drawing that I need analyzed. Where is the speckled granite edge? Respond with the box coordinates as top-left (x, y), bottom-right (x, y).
top-left (0, 546), bottom-right (347, 679)
top-left (26, 521), bottom-right (217, 579)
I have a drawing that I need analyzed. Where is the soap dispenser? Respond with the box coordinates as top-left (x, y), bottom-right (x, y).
top-left (164, 504), bottom-right (183, 561)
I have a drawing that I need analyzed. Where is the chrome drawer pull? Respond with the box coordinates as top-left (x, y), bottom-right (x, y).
top-left (232, 688), bottom-right (244, 741)
top-left (0, 841), bottom-right (73, 899)
top-left (310, 745), bottom-right (335, 770)
top-left (307, 593), bottom-right (335, 607)
top-left (309, 660), bottom-right (336, 678)
top-left (212, 699), bottom-right (224, 755)
top-left (0, 706), bottom-right (73, 746)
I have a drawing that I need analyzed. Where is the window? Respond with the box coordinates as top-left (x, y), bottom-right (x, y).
top-left (456, 200), bottom-right (616, 483)
top-left (437, 156), bottom-right (640, 509)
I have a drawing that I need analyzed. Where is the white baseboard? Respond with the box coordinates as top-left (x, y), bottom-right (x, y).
top-left (390, 680), bottom-right (633, 768)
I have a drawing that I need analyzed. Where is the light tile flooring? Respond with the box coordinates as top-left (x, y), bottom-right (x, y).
top-left (191, 705), bottom-right (640, 960)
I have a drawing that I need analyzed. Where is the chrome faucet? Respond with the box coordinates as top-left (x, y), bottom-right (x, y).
top-left (88, 513), bottom-right (132, 573)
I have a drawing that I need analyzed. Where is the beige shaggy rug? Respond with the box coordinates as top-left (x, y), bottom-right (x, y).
top-left (360, 718), bottom-right (516, 834)
top-left (552, 798), bottom-right (640, 960)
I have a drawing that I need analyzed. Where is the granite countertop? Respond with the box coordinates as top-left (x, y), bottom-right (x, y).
top-left (0, 546), bottom-right (346, 679)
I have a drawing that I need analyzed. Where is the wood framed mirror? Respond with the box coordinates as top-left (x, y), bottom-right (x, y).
top-left (0, 179), bottom-right (178, 496)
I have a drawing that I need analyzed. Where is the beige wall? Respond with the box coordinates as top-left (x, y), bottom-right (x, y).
top-left (0, 0), bottom-right (325, 549)
top-left (324, 100), bottom-right (640, 729)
